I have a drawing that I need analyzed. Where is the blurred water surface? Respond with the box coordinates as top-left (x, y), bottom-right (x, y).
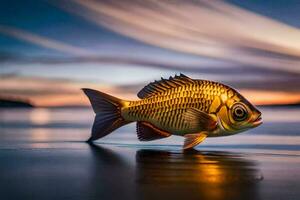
top-left (0, 107), bottom-right (299, 152)
top-left (0, 107), bottom-right (299, 200)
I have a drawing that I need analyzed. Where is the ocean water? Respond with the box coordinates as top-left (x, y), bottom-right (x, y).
top-left (0, 107), bottom-right (299, 200)
top-left (0, 107), bottom-right (299, 152)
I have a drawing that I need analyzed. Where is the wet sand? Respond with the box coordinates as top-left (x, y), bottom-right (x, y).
top-left (0, 107), bottom-right (299, 200)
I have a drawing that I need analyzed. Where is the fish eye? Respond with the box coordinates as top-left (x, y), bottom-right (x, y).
top-left (232, 103), bottom-right (248, 122)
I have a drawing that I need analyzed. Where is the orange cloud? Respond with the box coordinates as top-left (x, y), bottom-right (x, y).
top-left (241, 90), bottom-right (300, 105)
top-left (1, 76), bottom-right (299, 107)
top-left (0, 76), bottom-right (137, 107)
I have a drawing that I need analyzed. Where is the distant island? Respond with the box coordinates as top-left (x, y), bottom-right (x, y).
top-left (0, 98), bottom-right (34, 108)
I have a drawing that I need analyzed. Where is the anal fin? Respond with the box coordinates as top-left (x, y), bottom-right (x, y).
top-left (183, 132), bottom-right (207, 150)
top-left (137, 122), bottom-right (171, 141)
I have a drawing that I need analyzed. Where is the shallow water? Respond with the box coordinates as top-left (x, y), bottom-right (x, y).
top-left (0, 107), bottom-right (299, 199)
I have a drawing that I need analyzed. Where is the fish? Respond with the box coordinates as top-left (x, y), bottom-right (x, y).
top-left (82, 74), bottom-right (262, 149)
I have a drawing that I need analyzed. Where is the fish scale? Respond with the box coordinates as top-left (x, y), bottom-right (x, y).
top-left (122, 80), bottom-right (227, 135)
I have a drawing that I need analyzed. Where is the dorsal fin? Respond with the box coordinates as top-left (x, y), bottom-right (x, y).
top-left (137, 73), bottom-right (194, 99)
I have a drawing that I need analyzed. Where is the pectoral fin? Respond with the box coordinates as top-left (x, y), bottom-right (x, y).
top-left (183, 108), bottom-right (217, 131)
top-left (183, 132), bottom-right (207, 149)
top-left (137, 122), bottom-right (171, 141)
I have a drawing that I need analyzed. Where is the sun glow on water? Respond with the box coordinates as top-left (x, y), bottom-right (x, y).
top-left (29, 108), bottom-right (50, 125)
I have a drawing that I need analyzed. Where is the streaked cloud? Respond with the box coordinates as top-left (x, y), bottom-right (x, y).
top-left (1, 54), bottom-right (299, 92)
top-left (1, 53), bottom-right (295, 76)
top-left (60, 0), bottom-right (300, 74)
top-left (0, 25), bottom-right (93, 56)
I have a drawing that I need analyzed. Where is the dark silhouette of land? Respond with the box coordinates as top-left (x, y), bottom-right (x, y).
top-left (0, 97), bottom-right (34, 108)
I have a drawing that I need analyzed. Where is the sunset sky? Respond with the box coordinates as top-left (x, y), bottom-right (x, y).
top-left (1, 0), bottom-right (300, 107)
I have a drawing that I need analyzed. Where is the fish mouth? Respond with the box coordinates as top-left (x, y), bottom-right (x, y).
top-left (252, 114), bottom-right (263, 127)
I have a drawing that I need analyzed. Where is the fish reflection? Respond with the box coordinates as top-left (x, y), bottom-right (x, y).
top-left (88, 144), bottom-right (136, 200)
top-left (87, 144), bottom-right (263, 200)
top-left (136, 149), bottom-right (263, 200)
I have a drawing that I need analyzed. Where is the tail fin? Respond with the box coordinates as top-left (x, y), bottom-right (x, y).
top-left (82, 88), bottom-right (129, 142)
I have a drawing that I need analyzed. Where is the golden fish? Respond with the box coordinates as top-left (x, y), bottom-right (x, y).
top-left (83, 74), bottom-right (262, 149)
